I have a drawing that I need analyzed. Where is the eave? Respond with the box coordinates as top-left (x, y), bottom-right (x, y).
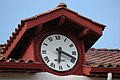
top-left (83, 65), bottom-right (120, 78)
top-left (0, 61), bottom-right (43, 73)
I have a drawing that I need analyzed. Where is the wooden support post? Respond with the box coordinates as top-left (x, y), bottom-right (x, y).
top-left (56, 16), bottom-right (65, 28)
top-left (78, 29), bottom-right (91, 38)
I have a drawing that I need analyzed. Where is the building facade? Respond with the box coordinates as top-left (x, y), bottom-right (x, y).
top-left (0, 3), bottom-right (120, 80)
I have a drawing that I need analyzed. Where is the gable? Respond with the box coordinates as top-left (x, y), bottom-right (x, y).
top-left (1, 4), bottom-right (105, 59)
top-left (0, 2), bottom-right (112, 77)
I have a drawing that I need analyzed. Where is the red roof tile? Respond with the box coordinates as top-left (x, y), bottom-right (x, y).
top-left (1, 45), bottom-right (120, 76)
top-left (1, 47), bottom-right (120, 68)
top-left (86, 48), bottom-right (120, 68)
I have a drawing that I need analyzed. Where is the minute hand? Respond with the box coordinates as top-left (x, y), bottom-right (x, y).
top-left (56, 48), bottom-right (76, 59)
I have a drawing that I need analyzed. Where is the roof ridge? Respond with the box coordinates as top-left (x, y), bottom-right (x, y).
top-left (90, 48), bottom-right (120, 51)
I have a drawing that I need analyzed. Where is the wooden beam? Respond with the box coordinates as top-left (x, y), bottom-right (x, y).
top-left (34, 24), bottom-right (42, 36)
top-left (56, 16), bottom-right (65, 28)
top-left (0, 62), bottom-right (43, 72)
top-left (78, 29), bottom-right (91, 38)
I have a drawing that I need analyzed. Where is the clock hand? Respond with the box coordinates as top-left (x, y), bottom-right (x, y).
top-left (58, 47), bottom-right (62, 64)
top-left (56, 47), bottom-right (76, 60)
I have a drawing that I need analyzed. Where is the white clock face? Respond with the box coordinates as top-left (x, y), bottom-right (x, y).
top-left (40, 34), bottom-right (78, 72)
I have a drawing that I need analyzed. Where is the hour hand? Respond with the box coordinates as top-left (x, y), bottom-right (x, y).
top-left (58, 47), bottom-right (61, 64)
top-left (56, 47), bottom-right (76, 60)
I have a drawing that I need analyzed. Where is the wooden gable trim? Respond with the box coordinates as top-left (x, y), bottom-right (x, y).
top-left (25, 9), bottom-right (64, 29)
top-left (62, 9), bottom-right (105, 35)
top-left (25, 8), bottom-right (105, 35)
top-left (4, 9), bottom-right (65, 58)
top-left (4, 26), bottom-right (27, 58)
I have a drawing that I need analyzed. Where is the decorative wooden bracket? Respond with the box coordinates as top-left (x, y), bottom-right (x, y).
top-left (78, 28), bottom-right (91, 38)
top-left (56, 16), bottom-right (65, 28)
top-left (34, 24), bottom-right (42, 36)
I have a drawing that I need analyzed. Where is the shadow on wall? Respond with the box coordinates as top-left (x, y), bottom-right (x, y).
top-left (0, 72), bottom-right (118, 80)
top-left (0, 72), bottom-right (90, 80)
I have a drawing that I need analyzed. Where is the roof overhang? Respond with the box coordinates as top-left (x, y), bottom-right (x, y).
top-left (83, 65), bottom-right (120, 78)
top-left (0, 59), bottom-right (43, 73)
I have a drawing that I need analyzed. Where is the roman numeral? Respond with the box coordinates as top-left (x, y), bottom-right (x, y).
top-left (48, 37), bottom-right (53, 42)
top-left (44, 56), bottom-right (50, 63)
top-left (64, 38), bottom-right (67, 42)
top-left (42, 50), bottom-right (46, 54)
top-left (59, 66), bottom-right (63, 70)
top-left (70, 58), bottom-right (76, 64)
top-left (69, 44), bottom-right (74, 48)
top-left (66, 64), bottom-right (70, 68)
top-left (72, 51), bottom-right (76, 55)
top-left (50, 63), bottom-right (55, 68)
top-left (43, 43), bottom-right (48, 46)
top-left (55, 36), bottom-right (60, 40)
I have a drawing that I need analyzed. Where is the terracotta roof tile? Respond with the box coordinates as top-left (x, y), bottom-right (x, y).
top-left (86, 48), bottom-right (120, 68)
top-left (0, 58), bottom-right (35, 63)
top-left (1, 47), bottom-right (120, 68)
top-left (0, 24), bottom-right (23, 54)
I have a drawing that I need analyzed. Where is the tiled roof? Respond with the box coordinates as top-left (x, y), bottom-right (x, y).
top-left (0, 45), bottom-right (42, 72)
top-left (1, 46), bottom-right (120, 68)
top-left (86, 48), bottom-right (120, 68)
top-left (0, 2), bottom-right (105, 55)
top-left (1, 45), bottom-right (120, 76)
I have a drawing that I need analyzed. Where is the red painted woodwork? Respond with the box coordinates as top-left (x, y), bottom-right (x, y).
top-left (35, 30), bottom-right (84, 75)
top-left (0, 62), bottom-right (43, 73)
top-left (21, 39), bottom-right (35, 61)
top-left (1, 3), bottom-right (105, 75)
top-left (56, 16), bottom-right (65, 28)
top-left (78, 29), bottom-right (91, 38)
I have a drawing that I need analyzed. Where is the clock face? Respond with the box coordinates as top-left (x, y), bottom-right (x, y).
top-left (40, 34), bottom-right (78, 72)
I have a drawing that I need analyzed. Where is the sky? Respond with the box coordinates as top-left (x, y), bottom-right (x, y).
top-left (0, 0), bottom-right (120, 49)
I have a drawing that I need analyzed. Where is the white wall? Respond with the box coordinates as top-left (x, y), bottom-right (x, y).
top-left (0, 72), bottom-right (119, 80)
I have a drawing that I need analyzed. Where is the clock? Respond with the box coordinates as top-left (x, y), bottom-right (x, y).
top-left (40, 33), bottom-right (78, 72)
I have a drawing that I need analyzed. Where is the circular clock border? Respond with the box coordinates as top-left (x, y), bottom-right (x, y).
top-left (35, 30), bottom-right (82, 75)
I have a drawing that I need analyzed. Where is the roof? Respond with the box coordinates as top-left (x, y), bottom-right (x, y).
top-left (86, 48), bottom-right (120, 68)
top-left (1, 2), bottom-right (105, 56)
top-left (0, 45), bottom-right (43, 73)
top-left (1, 47), bottom-right (120, 67)
top-left (84, 48), bottom-right (120, 77)
top-left (1, 47), bottom-right (120, 68)
top-left (22, 2), bottom-right (106, 28)
top-left (1, 46), bottom-right (120, 76)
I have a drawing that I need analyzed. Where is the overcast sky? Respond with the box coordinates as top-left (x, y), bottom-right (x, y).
top-left (0, 0), bottom-right (120, 49)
